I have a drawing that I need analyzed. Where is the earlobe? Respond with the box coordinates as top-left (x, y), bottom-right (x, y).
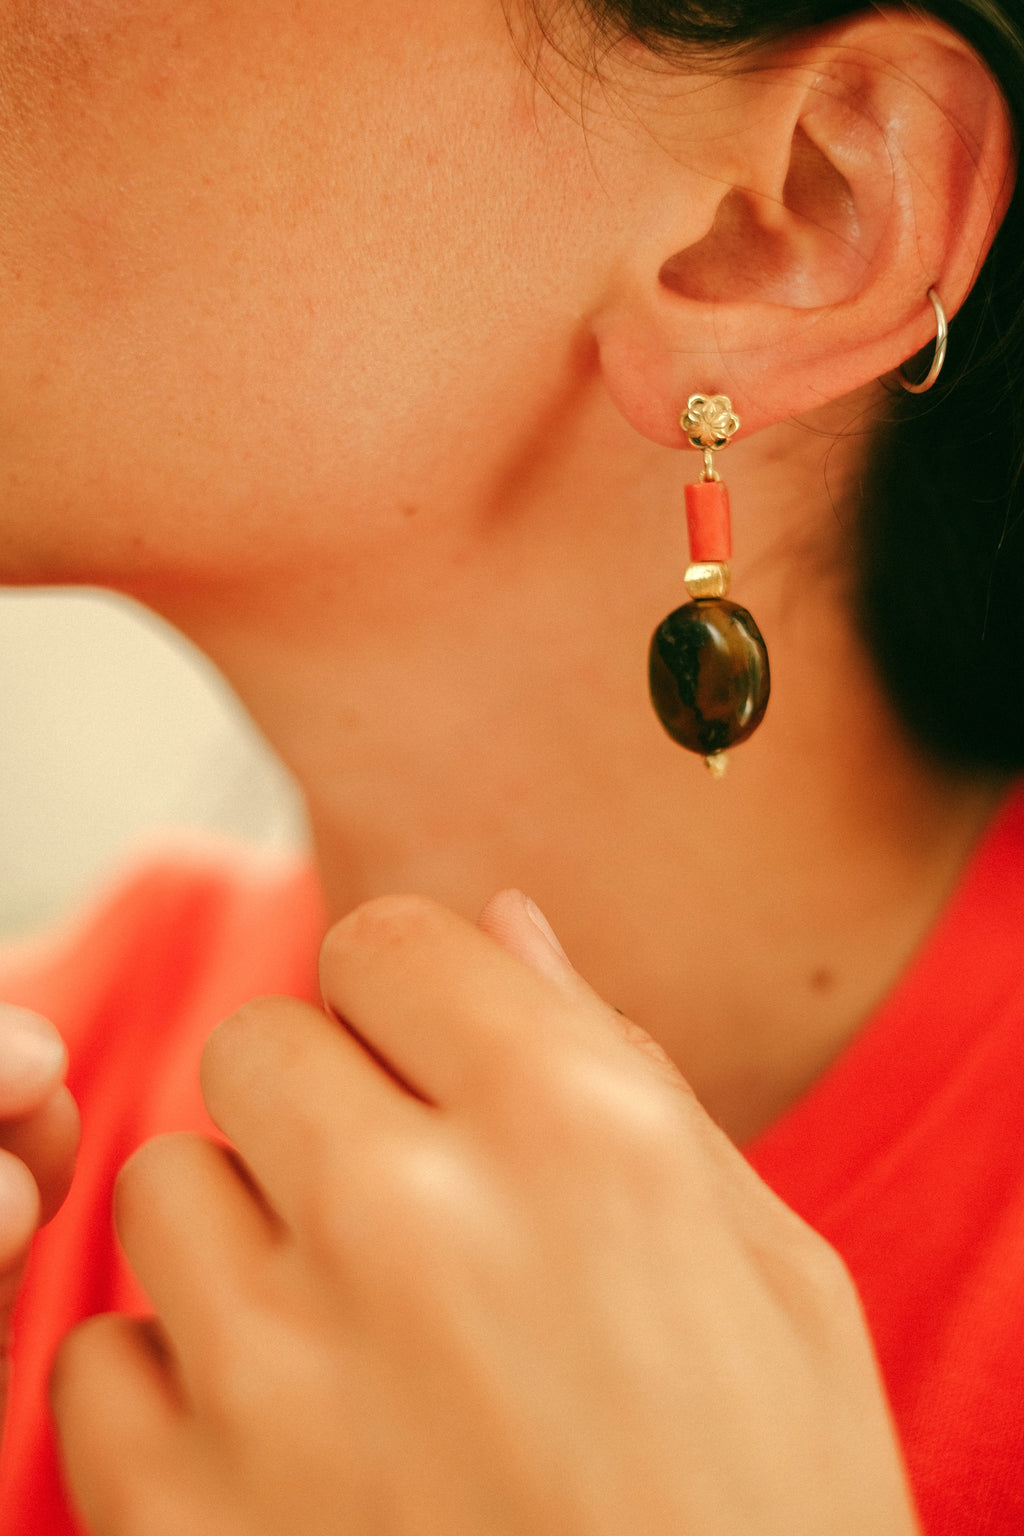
top-left (593, 13), bottom-right (1015, 445)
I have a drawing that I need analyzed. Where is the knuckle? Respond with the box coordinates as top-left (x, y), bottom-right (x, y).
top-left (309, 1134), bottom-right (481, 1275)
top-left (801, 1233), bottom-right (860, 1312)
top-left (193, 1321), bottom-right (267, 1422)
top-left (762, 1213), bottom-right (862, 1331)
top-left (206, 1323), bottom-right (339, 1441)
top-left (617, 1015), bottom-right (696, 1096)
top-left (388, 1136), bottom-right (481, 1226)
top-left (510, 1051), bottom-right (691, 1201)
top-left (116, 1485), bottom-right (189, 1536)
top-left (562, 1057), bottom-right (685, 1156)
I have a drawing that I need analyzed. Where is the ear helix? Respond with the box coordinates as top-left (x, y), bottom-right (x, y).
top-left (647, 395), bottom-right (770, 776)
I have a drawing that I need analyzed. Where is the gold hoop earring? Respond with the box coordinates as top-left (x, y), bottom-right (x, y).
top-left (896, 288), bottom-right (948, 394)
top-left (648, 394), bottom-right (770, 778)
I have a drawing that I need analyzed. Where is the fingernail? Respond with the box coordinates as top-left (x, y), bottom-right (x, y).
top-left (524, 897), bottom-right (570, 963)
top-left (0, 1006), bottom-right (66, 1081)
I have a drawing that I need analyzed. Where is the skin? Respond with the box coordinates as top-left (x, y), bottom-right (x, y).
top-left (0, 0), bottom-right (1015, 1527)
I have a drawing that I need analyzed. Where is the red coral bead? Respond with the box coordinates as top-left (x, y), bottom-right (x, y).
top-left (685, 480), bottom-right (732, 564)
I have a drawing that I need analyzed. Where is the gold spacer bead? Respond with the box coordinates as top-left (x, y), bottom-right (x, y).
top-left (684, 561), bottom-right (731, 600)
top-left (704, 753), bottom-right (728, 779)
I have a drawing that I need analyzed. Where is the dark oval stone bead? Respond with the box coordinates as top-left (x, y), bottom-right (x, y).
top-left (648, 598), bottom-right (770, 755)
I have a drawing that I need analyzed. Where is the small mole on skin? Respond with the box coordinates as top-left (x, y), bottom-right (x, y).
top-left (810, 967), bottom-right (836, 994)
top-left (400, 504), bottom-right (419, 519)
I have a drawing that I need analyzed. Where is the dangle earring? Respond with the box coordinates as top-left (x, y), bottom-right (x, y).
top-left (648, 394), bottom-right (770, 777)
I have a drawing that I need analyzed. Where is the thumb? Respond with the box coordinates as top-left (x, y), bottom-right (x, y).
top-left (476, 888), bottom-right (578, 988)
top-left (477, 890), bottom-right (688, 1089)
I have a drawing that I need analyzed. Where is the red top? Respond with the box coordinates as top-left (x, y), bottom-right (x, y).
top-left (2, 798), bottom-right (1024, 1534)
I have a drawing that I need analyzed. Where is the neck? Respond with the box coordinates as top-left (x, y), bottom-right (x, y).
top-left (146, 378), bottom-right (1006, 1143)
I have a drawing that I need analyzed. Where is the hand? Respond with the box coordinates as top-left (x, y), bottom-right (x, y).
top-left (52, 892), bottom-right (919, 1536)
top-left (0, 1003), bottom-right (78, 1433)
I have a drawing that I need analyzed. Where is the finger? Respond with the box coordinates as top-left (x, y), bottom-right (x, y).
top-left (476, 888), bottom-right (581, 990)
top-left (0, 1006), bottom-right (67, 1116)
top-left (52, 1314), bottom-right (185, 1535)
top-left (114, 1134), bottom-right (277, 1345)
top-left (0, 1085), bottom-right (80, 1224)
top-left (480, 890), bottom-right (691, 1091)
top-left (0, 1149), bottom-right (40, 1292)
top-left (0, 1150), bottom-right (42, 1430)
top-left (200, 994), bottom-right (426, 1224)
top-left (318, 894), bottom-right (627, 1110)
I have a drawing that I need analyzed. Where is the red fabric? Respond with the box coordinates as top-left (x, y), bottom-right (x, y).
top-left (1, 798), bottom-right (1023, 1533)
top-left (748, 788), bottom-right (1024, 1534)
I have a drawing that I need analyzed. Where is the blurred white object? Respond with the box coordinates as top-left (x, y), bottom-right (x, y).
top-left (0, 588), bottom-right (308, 936)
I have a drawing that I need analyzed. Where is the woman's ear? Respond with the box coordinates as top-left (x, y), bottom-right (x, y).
top-left (592, 11), bottom-right (1015, 443)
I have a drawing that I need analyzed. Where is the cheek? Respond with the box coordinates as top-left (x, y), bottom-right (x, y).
top-left (0, 0), bottom-right (526, 304)
top-left (0, 0), bottom-right (519, 357)
top-left (0, 0), bottom-right (586, 579)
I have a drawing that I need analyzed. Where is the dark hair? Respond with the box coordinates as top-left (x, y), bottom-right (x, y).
top-left (557, 1), bottom-right (1024, 773)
